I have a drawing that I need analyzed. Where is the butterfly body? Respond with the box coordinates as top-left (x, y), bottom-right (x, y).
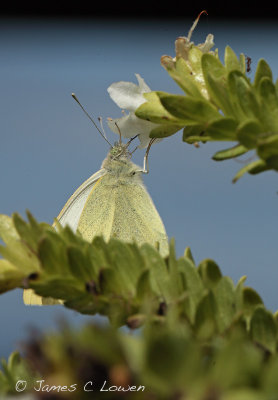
top-left (59, 143), bottom-right (168, 256)
top-left (24, 142), bottom-right (168, 305)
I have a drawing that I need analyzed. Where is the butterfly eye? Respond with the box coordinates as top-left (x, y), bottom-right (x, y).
top-left (130, 171), bottom-right (137, 176)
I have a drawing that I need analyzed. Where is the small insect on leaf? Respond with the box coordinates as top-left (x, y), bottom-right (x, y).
top-left (245, 55), bottom-right (252, 73)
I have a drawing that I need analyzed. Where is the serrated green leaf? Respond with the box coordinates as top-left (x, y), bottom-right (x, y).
top-left (140, 244), bottom-right (171, 301)
top-left (166, 57), bottom-right (204, 98)
top-left (188, 47), bottom-right (203, 75)
top-left (61, 225), bottom-right (86, 246)
top-left (207, 117), bottom-right (238, 140)
top-left (64, 293), bottom-right (105, 315)
top-left (167, 239), bottom-right (184, 297)
top-left (0, 215), bottom-right (40, 275)
top-left (258, 77), bottom-right (278, 131)
top-left (183, 134), bottom-right (212, 144)
top-left (242, 287), bottom-right (263, 312)
top-left (184, 247), bottom-right (195, 264)
top-left (235, 275), bottom-right (247, 311)
top-left (225, 46), bottom-right (242, 72)
top-left (182, 125), bottom-right (205, 142)
top-left (136, 269), bottom-right (156, 300)
top-left (107, 239), bottom-right (142, 295)
top-left (228, 71), bottom-right (260, 120)
top-left (201, 52), bottom-right (236, 115)
top-left (99, 267), bottom-right (125, 296)
top-left (250, 306), bottom-right (277, 353)
top-left (202, 53), bottom-right (226, 79)
top-left (213, 276), bottom-right (236, 333)
top-left (31, 277), bottom-right (83, 300)
top-left (149, 123), bottom-right (181, 139)
top-left (198, 259), bottom-right (222, 289)
top-left (13, 213), bottom-right (38, 251)
top-left (236, 119), bottom-right (263, 149)
top-left (205, 71), bottom-right (235, 116)
top-left (26, 209), bottom-right (44, 235)
top-left (38, 234), bottom-right (68, 275)
top-left (232, 159), bottom-right (270, 183)
top-left (212, 144), bottom-right (248, 161)
top-left (178, 258), bottom-right (204, 295)
top-left (259, 77), bottom-right (278, 109)
top-left (67, 245), bottom-right (95, 282)
top-left (257, 134), bottom-right (278, 170)
top-left (87, 236), bottom-right (112, 274)
top-left (247, 161), bottom-right (270, 175)
top-left (254, 59), bottom-right (273, 89)
top-left (264, 156), bottom-right (278, 171)
top-left (195, 291), bottom-right (217, 339)
top-left (0, 214), bottom-right (19, 243)
top-left (239, 53), bottom-right (247, 73)
top-left (159, 94), bottom-right (220, 124)
top-left (0, 259), bottom-right (24, 293)
top-left (187, 47), bottom-right (208, 97)
top-left (104, 296), bottom-right (132, 326)
top-left (178, 257), bottom-right (204, 323)
top-left (135, 91), bottom-right (185, 125)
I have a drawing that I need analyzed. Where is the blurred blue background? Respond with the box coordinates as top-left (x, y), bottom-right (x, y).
top-left (0, 17), bottom-right (277, 358)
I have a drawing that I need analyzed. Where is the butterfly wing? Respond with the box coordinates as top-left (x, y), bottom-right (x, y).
top-left (23, 168), bottom-right (107, 306)
top-left (23, 290), bottom-right (64, 305)
top-left (77, 173), bottom-right (117, 241)
top-left (56, 168), bottom-right (106, 230)
top-left (113, 182), bottom-right (169, 257)
top-left (78, 176), bottom-right (169, 256)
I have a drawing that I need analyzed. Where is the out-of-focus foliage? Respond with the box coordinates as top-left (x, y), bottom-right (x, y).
top-left (1, 212), bottom-right (278, 398)
top-left (1, 316), bottom-right (278, 399)
top-left (136, 40), bottom-right (278, 181)
top-left (0, 352), bottom-right (37, 397)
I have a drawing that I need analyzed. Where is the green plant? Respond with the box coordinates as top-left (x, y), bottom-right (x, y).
top-left (136, 41), bottom-right (278, 182)
top-left (1, 18), bottom-right (278, 400)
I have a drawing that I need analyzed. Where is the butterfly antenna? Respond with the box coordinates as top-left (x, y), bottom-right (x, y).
top-left (130, 146), bottom-right (138, 155)
top-left (114, 121), bottom-right (122, 145)
top-left (71, 93), bottom-right (112, 147)
top-left (125, 135), bottom-right (139, 156)
top-left (142, 138), bottom-right (156, 174)
top-left (98, 116), bottom-right (109, 140)
top-left (187, 10), bottom-right (208, 42)
top-left (127, 134), bottom-right (139, 146)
